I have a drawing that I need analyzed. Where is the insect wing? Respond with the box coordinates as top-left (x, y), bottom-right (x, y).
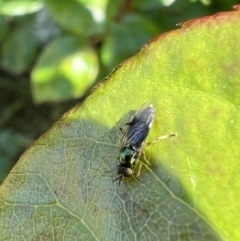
top-left (121, 104), bottom-right (155, 149)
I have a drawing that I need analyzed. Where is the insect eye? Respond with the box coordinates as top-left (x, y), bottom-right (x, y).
top-left (123, 168), bottom-right (133, 177)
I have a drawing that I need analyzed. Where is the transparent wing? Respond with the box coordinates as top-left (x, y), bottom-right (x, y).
top-left (121, 103), bottom-right (155, 149)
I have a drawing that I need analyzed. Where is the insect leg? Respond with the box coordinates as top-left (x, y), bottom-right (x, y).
top-left (145, 133), bottom-right (177, 147)
top-left (119, 127), bottom-right (126, 135)
top-left (142, 150), bottom-right (151, 165)
top-left (119, 120), bottom-right (133, 135)
top-left (112, 174), bottom-right (123, 186)
top-left (135, 162), bottom-right (142, 180)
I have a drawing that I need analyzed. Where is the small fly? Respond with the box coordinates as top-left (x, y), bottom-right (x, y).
top-left (113, 103), bottom-right (177, 185)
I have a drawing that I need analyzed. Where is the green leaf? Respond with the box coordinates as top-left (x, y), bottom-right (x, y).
top-left (101, 13), bottom-right (160, 72)
top-left (76, 0), bottom-right (108, 22)
top-left (44, 0), bottom-right (96, 36)
top-left (0, 0), bottom-right (42, 16)
top-left (1, 26), bottom-right (38, 75)
top-left (1, 6), bottom-right (240, 240)
top-left (31, 35), bottom-right (99, 103)
top-left (0, 16), bottom-right (9, 43)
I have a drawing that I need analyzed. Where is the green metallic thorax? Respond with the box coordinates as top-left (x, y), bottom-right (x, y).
top-left (119, 144), bottom-right (138, 167)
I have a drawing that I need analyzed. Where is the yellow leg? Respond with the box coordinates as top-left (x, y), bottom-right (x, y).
top-left (145, 133), bottom-right (177, 147)
top-left (135, 162), bottom-right (142, 180)
top-left (142, 150), bottom-right (151, 166)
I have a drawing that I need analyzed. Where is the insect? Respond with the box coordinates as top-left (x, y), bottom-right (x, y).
top-left (113, 103), bottom-right (176, 185)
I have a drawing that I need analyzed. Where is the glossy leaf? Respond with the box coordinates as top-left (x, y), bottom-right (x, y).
top-left (0, 0), bottom-right (42, 16)
top-left (31, 35), bottom-right (99, 103)
top-left (1, 6), bottom-right (240, 241)
top-left (44, 0), bottom-right (96, 36)
top-left (101, 13), bottom-right (160, 72)
top-left (76, 0), bottom-right (108, 24)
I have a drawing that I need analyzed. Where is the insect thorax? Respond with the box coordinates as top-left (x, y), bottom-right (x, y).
top-left (119, 144), bottom-right (138, 167)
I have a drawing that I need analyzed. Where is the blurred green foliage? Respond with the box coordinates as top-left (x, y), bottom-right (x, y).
top-left (0, 0), bottom-right (238, 183)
